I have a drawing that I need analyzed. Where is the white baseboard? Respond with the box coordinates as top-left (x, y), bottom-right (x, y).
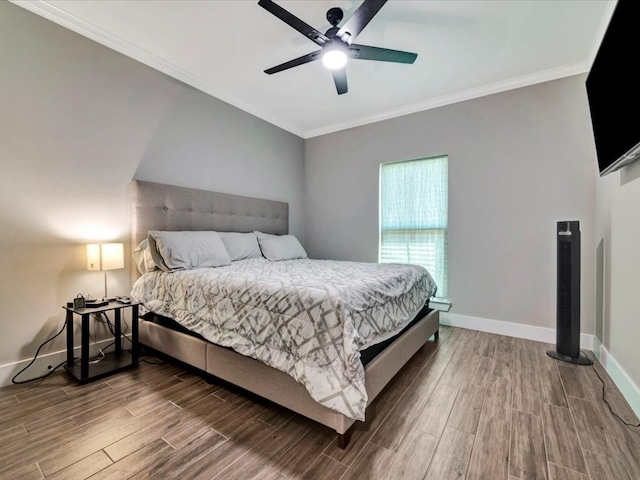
top-left (595, 339), bottom-right (640, 418)
top-left (0, 337), bottom-right (130, 388)
top-left (440, 312), bottom-right (639, 418)
top-left (440, 312), bottom-right (596, 350)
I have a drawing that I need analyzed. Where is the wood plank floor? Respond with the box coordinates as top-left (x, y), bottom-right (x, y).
top-left (1, 326), bottom-right (639, 480)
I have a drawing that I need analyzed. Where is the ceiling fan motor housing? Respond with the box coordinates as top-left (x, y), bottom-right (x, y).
top-left (326, 7), bottom-right (344, 27)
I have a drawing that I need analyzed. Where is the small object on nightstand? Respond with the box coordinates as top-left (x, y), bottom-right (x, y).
top-left (84, 299), bottom-right (108, 308)
top-left (116, 296), bottom-right (132, 304)
top-left (73, 296), bottom-right (85, 309)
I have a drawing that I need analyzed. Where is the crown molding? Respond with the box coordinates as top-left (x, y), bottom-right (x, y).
top-left (303, 61), bottom-right (590, 138)
top-left (11, 0), bottom-right (305, 138)
top-left (585, 1), bottom-right (618, 69)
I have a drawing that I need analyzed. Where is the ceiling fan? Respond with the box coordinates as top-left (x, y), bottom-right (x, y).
top-left (258, 0), bottom-right (418, 95)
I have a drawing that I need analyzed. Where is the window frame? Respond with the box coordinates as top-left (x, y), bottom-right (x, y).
top-left (378, 155), bottom-right (449, 301)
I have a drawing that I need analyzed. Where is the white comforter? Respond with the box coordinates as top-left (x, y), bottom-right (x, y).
top-left (131, 258), bottom-right (436, 420)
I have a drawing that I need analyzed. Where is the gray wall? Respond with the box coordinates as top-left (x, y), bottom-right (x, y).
top-left (0, 3), bottom-right (304, 372)
top-left (305, 75), bottom-right (596, 333)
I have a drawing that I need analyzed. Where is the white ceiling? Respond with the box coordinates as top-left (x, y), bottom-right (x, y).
top-left (16, 0), bottom-right (615, 138)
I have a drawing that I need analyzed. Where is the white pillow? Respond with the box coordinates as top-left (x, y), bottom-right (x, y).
top-left (255, 232), bottom-right (308, 261)
top-left (218, 232), bottom-right (262, 261)
top-left (132, 239), bottom-right (158, 274)
top-left (147, 231), bottom-right (231, 271)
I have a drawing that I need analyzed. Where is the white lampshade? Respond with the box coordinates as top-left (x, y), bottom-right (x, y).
top-left (87, 243), bottom-right (124, 300)
top-left (86, 243), bottom-right (124, 271)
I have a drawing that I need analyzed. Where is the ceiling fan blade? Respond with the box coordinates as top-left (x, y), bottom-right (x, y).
top-left (332, 68), bottom-right (348, 95)
top-left (337, 0), bottom-right (387, 44)
top-left (349, 44), bottom-right (417, 64)
top-left (264, 51), bottom-right (322, 75)
top-left (258, 0), bottom-right (330, 46)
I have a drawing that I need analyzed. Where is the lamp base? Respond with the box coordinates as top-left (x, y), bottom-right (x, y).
top-left (102, 271), bottom-right (119, 303)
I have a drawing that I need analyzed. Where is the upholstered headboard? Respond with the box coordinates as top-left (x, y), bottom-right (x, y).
top-left (129, 180), bottom-right (289, 280)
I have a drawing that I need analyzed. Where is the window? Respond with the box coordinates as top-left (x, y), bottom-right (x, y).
top-left (379, 155), bottom-right (448, 299)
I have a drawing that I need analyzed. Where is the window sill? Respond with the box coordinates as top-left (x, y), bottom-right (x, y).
top-left (429, 298), bottom-right (451, 312)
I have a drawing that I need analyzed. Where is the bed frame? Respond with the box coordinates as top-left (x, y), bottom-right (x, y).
top-left (129, 180), bottom-right (439, 447)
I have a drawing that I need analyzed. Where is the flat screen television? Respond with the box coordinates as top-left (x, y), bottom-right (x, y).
top-left (586, 0), bottom-right (640, 176)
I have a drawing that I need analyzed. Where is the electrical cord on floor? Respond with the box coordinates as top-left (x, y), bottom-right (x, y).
top-left (583, 350), bottom-right (640, 428)
top-left (11, 322), bottom-right (71, 384)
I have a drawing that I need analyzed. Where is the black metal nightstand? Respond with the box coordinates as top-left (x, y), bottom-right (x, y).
top-left (63, 301), bottom-right (139, 383)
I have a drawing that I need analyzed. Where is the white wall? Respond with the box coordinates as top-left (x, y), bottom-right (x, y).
top-left (595, 160), bottom-right (640, 411)
top-left (0, 2), bottom-right (304, 381)
top-left (305, 75), bottom-right (597, 335)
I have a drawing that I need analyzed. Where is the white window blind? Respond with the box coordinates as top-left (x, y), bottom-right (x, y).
top-left (379, 156), bottom-right (448, 299)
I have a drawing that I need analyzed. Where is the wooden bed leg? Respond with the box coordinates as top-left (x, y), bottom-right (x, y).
top-left (338, 426), bottom-right (353, 449)
top-left (434, 329), bottom-right (440, 341)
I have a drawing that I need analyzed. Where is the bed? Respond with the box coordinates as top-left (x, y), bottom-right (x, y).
top-left (129, 180), bottom-right (440, 447)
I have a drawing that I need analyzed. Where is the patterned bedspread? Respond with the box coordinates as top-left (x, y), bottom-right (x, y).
top-left (131, 258), bottom-right (436, 420)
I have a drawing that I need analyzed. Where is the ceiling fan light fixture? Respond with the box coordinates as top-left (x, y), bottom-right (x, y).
top-left (322, 46), bottom-right (348, 70)
top-left (259, 0), bottom-right (418, 94)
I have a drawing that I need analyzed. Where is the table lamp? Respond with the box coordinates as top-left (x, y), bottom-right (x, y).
top-left (87, 243), bottom-right (124, 301)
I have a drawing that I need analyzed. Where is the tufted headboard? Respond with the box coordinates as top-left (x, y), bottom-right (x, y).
top-left (129, 180), bottom-right (288, 280)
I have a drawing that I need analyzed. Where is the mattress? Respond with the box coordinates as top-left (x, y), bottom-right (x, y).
top-left (142, 302), bottom-right (431, 367)
top-left (131, 258), bottom-right (436, 420)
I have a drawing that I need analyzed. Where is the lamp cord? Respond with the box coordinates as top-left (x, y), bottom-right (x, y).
top-left (92, 312), bottom-right (133, 348)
